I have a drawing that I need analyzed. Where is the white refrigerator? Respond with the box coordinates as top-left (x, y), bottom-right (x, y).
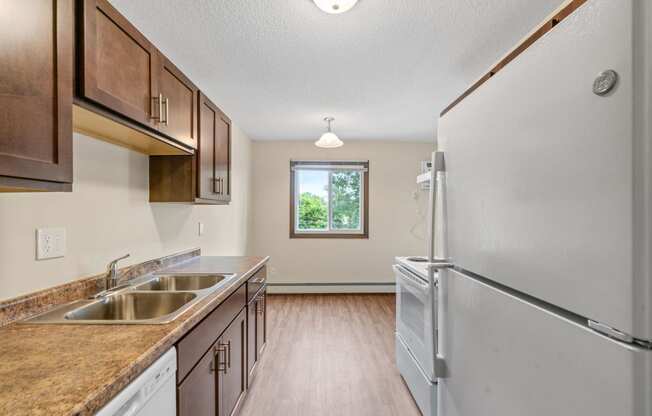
top-left (435, 0), bottom-right (652, 414)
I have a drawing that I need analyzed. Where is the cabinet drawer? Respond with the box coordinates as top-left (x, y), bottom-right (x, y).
top-left (247, 266), bottom-right (266, 304)
top-left (177, 284), bottom-right (246, 382)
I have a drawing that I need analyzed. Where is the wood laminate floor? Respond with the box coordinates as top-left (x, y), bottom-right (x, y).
top-left (239, 294), bottom-right (421, 416)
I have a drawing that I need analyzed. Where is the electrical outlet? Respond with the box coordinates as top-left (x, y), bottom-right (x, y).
top-left (36, 228), bottom-right (66, 260)
top-left (198, 222), bottom-right (205, 236)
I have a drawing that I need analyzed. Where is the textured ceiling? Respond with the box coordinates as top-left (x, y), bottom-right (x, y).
top-left (109, 0), bottom-right (565, 142)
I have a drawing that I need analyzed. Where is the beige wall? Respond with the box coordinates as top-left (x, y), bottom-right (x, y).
top-left (0, 127), bottom-right (252, 301)
top-left (249, 140), bottom-right (434, 293)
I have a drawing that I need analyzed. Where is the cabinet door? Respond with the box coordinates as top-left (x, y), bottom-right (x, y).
top-left (256, 290), bottom-right (267, 358)
top-left (178, 342), bottom-right (217, 416)
top-left (0, 0), bottom-right (72, 185)
top-left (197, 92), bottom-right (231, 202)
top-left (158, 57), bottom-right (198, 149)
top-left (218, 309), bottom-right (246, 416)
top-left (197, 93), bottom-right (218, 200)
top-left (247, 300), bottom-right (257, 383)
top-left (214, 113), bottom-right (232, 202)
top-left (79, 0), bottom-right (159, 128)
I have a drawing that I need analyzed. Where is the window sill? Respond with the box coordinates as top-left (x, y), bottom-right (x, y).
top-left (290, 232), bottom-right (369, 239)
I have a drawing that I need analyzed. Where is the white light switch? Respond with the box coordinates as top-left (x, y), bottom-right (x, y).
top-left (36, 228), bottom-right (66, 260)
top-left (198, 222), bottom-right (205, 236)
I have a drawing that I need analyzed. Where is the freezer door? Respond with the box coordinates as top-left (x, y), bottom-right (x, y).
top-left (438, 0), bottom-right (651, 339)
top-left (438, 269), bottom-right (651, 416)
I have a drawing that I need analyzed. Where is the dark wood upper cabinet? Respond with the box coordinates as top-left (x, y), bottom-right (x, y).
top-left (0, 0), bottom-right (73, 192)
top-left (198, 95), bottom-right (217, 200)
top-left (76, 0), bottom-right (198, 150)
top-left (150, 92), bottom-right (232, 204)
top-left (78, 0), bottom-right (159, 128)
top-left (214, 109), bottom-right (232, 202)
top-left (198, 92), bottom-right (232, 203)
top-left (158, 57), bottom-right (198, 149)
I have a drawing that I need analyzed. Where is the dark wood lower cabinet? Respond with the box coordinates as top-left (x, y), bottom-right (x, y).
top-left (176, 283), bottom-right (250, 416)
top-left (219, 309), bottom-right (246, 416)
top-left (178, 341), bottom-right (217, 416)
top-left (247, 286), bottom-right (267, 385)
top-left (247, 299), bottom-right (257, 383)
top-left (177, 269), bottom-right (267, 416)
top-left (178, 309), bottom-right (245, 416)
top-left (255, 290), bottom-right (267, 360)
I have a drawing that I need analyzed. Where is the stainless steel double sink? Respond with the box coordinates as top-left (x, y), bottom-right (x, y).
top-left (25, 273), bottom-right (236, 325)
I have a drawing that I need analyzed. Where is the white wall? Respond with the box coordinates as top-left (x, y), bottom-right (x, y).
top-left (0, 127), bottom-right (252, 301)
top-left (249, 140), bottom-right (434, 292)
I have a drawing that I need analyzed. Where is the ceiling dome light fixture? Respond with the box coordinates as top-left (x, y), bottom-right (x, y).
top-left (315, 117), bottom-right (344, 148)
top-left (313, 0), bottom-right (359, 14)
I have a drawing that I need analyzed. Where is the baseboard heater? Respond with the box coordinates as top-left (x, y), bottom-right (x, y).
top-left (269, 282), bottom-right (395, 287)
top-left (267, 282), bottom-right (395, 293)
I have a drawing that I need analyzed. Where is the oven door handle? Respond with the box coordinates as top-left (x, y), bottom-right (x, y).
top-left (393, 265), bottom-right (429, 291)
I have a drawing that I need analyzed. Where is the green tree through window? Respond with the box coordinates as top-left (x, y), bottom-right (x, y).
top-left (298, 192), bottom-right (328, 229)
top-left (331, 171), bottom-right (361, 230)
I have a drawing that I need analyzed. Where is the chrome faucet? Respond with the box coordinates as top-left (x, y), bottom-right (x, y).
top-left (106, 254), bottom-right (130, 291)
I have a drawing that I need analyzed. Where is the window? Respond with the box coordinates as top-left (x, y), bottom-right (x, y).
top-left (290, 161), bottom-right (369, 238)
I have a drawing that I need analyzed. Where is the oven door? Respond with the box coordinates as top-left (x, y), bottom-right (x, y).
top-left (394, 264), bottom-right (436, 380)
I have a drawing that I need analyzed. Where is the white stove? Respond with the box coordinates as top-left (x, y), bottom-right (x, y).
top-left (395, 256), bottom-right (431, 279)
top-left (394, 256), bottom-right (438, 416)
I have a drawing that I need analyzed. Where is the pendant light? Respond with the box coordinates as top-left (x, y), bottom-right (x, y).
top-left (315, 117), bottom-right (344, 148)
top-left (313, 0), bottom-right (359, 14)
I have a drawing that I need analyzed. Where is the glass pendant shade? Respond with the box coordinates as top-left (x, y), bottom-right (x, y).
top-left (313, 0), bottom-right (359, 14)
top-left (315, 131), bottom-right (344, 148)
top-left (315, 117), bottom-right (344, 148)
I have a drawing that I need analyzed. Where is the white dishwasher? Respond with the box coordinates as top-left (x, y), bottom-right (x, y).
top-left (96, 348), bottom-right (177, 416)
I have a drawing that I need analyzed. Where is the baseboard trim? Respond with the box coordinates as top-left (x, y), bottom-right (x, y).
top-left (267, 282), bottom-right (396, 294)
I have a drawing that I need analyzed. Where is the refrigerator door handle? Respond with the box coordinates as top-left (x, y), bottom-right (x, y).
top-left (426, 260), bottom-right (454, 271)
top-left (588, 320), bottom-right (634, 343)
top-left (435, 355), bottom-right (448, 378)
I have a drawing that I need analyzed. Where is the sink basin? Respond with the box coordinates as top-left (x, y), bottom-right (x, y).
top-left (65, 292), bottom-right (197, 322)
top-left (23, 272), bottom-right (238, 325)
top-left (135, 274), bottom-right (229, 291)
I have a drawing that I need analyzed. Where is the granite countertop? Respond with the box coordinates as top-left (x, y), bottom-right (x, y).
top-left (0, 255), bottom-right (269, 416)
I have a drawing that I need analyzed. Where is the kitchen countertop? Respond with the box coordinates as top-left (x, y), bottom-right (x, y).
top-left (0, 255), bottom-right (268, 416)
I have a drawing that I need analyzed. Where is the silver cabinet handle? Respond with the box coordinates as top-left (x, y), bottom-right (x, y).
top-left (227, 340), bottom-right (231, 369)
top-left (162, 97), bottom-right (169, 126)
top-left (214, 177), bottom-right (221, 194)
top-left (151, 94), bottom-right (163, 121)
top-left (213, 343), bottom-right (228, 374)
top-left (165, 97), bottom-right (170, 126)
